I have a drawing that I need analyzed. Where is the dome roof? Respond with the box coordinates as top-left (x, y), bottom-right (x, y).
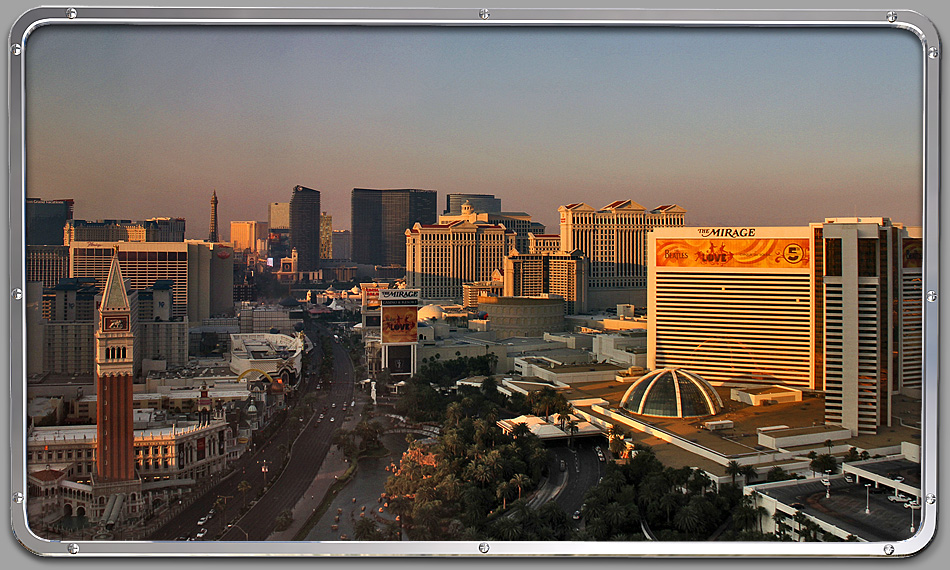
top-left (417, 304), bottom-right (444, 321)
top-left (278, 296), bottom-right (300, 307)
top-left (620, 368), bottom-right (722, 418)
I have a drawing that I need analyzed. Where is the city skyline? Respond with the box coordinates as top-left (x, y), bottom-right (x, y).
top-left (25, 26), bottom-right (923, 238)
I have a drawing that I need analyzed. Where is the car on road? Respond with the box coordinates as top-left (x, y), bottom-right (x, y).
top-left (888, 494), bottom-right (913, 503)
top-left (196, 528), bottom-right (208, 539)
top-left (197, 515), bottom-right (209, 525)
top-left (844, 475), bottom-right (854, 483)
top-left (572, 510), bottom-right (581, 520)
top-left (330, 417), bottom-right (335, 422)
top-left (319, 414), bottom-right (325, 420)
top-left (559, 460), bottom-right (566, 472)
top-left (332, 403), bottom-right (336, 408)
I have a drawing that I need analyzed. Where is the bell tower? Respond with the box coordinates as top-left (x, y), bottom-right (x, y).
top-left (95, 253), bottom-right (137, 482)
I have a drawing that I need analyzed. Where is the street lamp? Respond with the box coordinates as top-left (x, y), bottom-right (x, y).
top-left (904, 500), bottom-right (921, 533)
top-left (865, 483), bottom-right (872, 514)
top-left (822, 475), bottom-right (831, 499)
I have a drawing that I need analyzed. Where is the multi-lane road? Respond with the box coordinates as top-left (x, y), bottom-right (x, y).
top-left (150, 322), bottom-right (354, 541)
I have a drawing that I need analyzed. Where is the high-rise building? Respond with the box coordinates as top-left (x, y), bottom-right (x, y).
top-left (268, 202), bottom-right (290, 230)
top-left (64, 218), bottom-right (186, 245)
top-left (320, 212), bottom-right (333, 259)
top-left (69, 241), bottom-right (233, 323)
top-left (230, 221), bottom-right (268, 253)
top-left (649, 225), bottom-right (815, 389)
top-left (351, 188), bottom-right (437, 266)
top-left (444, 193), bottom-right (502, 215)
top-left (332, 230), bottom-right (352, 261)
top-left (559, 201), bottom-right (686, 293)
top-left (405, 221), bottom-right (515, 300)
top-left (25, 197), bottom-right (73, 245)
top-left (503, 250), bottom-right (589, 314)
top-left (815, 218), bottom-right (921, 434)
top-left (648, 219), bottom-right (922, 435)
top-left (439, 201), bottom-right (545, 254)
top-left (95, 255), bottom-right (139, 483)
top-left (26, 245), bottom-right (69, 288)
top-left (289, 185), bottom-right (321, 271)
top-left (208, 190), bottom-right (219, 242)
top-left (33, 277), bottom-right (188, 377)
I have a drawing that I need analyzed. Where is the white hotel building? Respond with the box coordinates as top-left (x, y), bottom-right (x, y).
top-left (405, 220), bottom-right (516, 301)
top-left (559, 201), bottom-right (685, 308)
top-left (649, 218), bottom-right (922, 435)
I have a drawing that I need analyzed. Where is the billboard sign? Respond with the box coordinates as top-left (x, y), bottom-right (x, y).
top-left (902, 238), bottom-right (923, 269)
top-left (381, 306), bottom-right (419, 343)
top-left (656, 238), bottom-right (810, 270)
top-left (361, 282), bottom-right (389, 310)
top-left (380, 289), bottom-right (420, 343)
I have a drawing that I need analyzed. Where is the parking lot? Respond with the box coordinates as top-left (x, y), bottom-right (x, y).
top-left (761, 477), bottom-right (921, 541)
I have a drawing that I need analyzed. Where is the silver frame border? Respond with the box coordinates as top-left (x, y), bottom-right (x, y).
top-left (6, 6), bottom-right (940, 558)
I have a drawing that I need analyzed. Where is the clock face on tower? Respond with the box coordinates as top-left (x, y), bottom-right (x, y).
top-left (103, 316), bottom-right (129, 331)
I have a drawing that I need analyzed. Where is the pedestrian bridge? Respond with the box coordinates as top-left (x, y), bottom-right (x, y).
top-left (384, 424), bottom-right (441, 438)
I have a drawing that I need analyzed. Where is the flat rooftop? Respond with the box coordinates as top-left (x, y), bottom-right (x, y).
top-left (757, 477), bottom-right (919, 542)
top-left (848, 458), bottom-right (921, 489)
top-left (565, 379), bottom-right (922, 461)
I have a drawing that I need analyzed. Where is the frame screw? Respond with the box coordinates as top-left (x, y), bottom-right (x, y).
top-left (928, 47), bottom-right (939, 59)
top-left (67, 543), bottom-right (80, 555)
top-left (884, 544), bottom-right (895, 555)
top-left (12, 492), bottom-right (24, 504)
top-left (11, 44), bottom-right (21, 56)
top-left (886, 12), bottom-right (898, 23)
top-left (11, 288), bottom-right (23, 300)
top-left (479, 9), bottom-right (490, 20)
top-left (66, 8), bottom-right (77, 19)
top-left (927, 291), bottom-right (937, 302)
top-left (926, 493), bottom-right (936, 504)
top-left (478, 542), bottom-right (490, 553)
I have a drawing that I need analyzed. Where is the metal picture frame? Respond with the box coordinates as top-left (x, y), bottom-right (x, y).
top-left (7, 6), bottom-right (940, 557)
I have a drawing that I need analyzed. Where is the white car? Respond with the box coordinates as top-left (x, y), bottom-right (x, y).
top-left (196, 528), bottom-right (208, 538)
top-left (888, 494), bottom-right (913, 503)
top-left (197, 516), bottom-right (209, 525)
top-left (330, 417), bottom-right (336, 422)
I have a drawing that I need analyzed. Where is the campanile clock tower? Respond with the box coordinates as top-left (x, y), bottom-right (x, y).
top-left (95, 253), bottom-right (138, 482)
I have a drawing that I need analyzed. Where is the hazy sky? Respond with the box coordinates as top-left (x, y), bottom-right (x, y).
top-left (25, 25), bottom-right (923, 238)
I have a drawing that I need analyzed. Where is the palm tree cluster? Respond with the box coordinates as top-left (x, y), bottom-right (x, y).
top-left (394, 355), bottom-right (506, 422)
top-left (382, 413), bottom-right (549, 540)
top-left (573, 445), bottom-right (735, 541)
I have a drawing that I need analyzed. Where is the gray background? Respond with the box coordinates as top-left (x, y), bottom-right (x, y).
top-left (3, 0), bottom-right (945, 568)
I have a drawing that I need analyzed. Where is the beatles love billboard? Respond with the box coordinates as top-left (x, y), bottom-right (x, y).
top-left (380, 289), bottom-right (420, 344)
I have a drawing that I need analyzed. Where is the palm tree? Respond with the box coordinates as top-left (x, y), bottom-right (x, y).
top-left (733, 502), bottom-right (758, 532)
top-left (792, 510), bottom-right (808, 541)
top-left (739, 464), bottom-right (758, 484)
top-left (824, 439), bottom-right (834, 455)
top-left (237, 480), bottom-right (252, 509)
top-left (673, 504), bottom-right (702, 535)
top-left (470, 463), bottom-right (493, 487)
top-left (493, 516), bottom-right (522, 541)
top-left (510, 473), bottom-right (531, 500)
top-left (511, 422), bottom-right (531, 441)
top-left (496, 481), bottom-right (516, 509)
top-left (566, 419), bottom-right (579, 448)
top-left (725, 460), bottom-right (742, 486)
